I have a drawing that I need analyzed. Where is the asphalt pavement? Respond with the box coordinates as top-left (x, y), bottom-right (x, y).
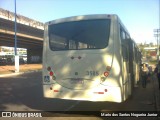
top-left (152, 74), bottom-right (160, 112)
top-left (0, 66), bottom-right (160, 120)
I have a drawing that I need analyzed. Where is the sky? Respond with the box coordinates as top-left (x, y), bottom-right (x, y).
top-left (0, 0), bottom-right (159, 44)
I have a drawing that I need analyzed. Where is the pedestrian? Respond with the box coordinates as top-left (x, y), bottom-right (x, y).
top-left (141, 63), bottom-right (149, 88)
top-left (154, 61), bottom-right (160, 90)
top-left (147, 65), bottom-right (152, 82)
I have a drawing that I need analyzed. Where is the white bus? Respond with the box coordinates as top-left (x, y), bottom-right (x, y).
top-left (42, 14), bottom-right (141, 103)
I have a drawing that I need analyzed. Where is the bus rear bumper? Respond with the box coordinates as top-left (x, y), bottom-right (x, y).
top-left (43, 84), bottom-right (123, 103)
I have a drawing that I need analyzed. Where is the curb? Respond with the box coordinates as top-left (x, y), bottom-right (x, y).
top-left (0, 69), bottom-right (42, 77)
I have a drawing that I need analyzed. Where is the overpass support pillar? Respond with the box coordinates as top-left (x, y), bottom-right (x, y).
top-left (27, 48), bottom-right (42, 64)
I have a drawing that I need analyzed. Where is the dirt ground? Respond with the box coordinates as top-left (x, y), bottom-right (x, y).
top-left (0, 64), bottom-right (42, 74)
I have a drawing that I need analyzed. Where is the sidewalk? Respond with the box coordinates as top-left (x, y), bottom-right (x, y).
top-left (152, 74), bottom-right (160, 112)
top-left (0, 64), bottom-right (42, 76)
top-left (136, 74), bottom-right (160, 112)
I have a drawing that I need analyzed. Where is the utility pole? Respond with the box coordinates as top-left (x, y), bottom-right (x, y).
top-left (14, 0), bottom-right (19, 73)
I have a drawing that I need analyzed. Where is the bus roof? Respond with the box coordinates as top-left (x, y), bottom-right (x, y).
top-left (45, 14), bottom-right (118, 25)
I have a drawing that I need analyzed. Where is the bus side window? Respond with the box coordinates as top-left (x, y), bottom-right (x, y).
top-left (121, 30), bottom-right (126, 40)
top-left (120, 27), bottom-right (129, 62)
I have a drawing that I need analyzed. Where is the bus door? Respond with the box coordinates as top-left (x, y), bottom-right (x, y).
top-left (120, 28), bottom-right (130, 100)
top-left (121, 42), bottom-right (129, 84)
top-left (128, 39), bottom-right (134, 95)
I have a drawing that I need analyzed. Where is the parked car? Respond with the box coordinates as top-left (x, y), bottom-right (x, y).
top-left (0, 58), bottom-right (7, 65)
top-left (6, 58), bottom-right (13, 65)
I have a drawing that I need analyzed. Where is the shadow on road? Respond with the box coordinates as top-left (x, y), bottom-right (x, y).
top-left (0, 72), bottom-right (124, 117)
top-left (0, 72), bottom-right (158, 119)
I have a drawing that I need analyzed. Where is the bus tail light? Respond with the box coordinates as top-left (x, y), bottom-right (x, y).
top-left (94, 92), bottom-right (104, 94)
top-left (54, 90), bottom-right (59, 92)
top-left (47, 66), bottom-right (51, 71)
top-left (78, 56), bottom-right (82, 59)
top-left (47, 66), bottom-right (56, 78)
top-left (104, 89), bottom-right (108, 92)
top-left (71, 56), bottom-right (74, 59)
top-left (50, 71), bottom-right (54, 76)
top-left (98, 92), bottom-right (104, 94)
top-left (52, 76), bottom-right (56, 80)
top-left (104, 71), bottom-right (109, 77)
top-left (106, 66), bottom-right (111, 71)
top-left (101, 77), bottom-right (105, 82)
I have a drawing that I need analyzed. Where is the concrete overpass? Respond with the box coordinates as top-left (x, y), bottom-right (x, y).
top-left (0, 8), bottom-right (44, 63)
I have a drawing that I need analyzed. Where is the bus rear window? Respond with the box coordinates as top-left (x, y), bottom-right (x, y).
top-left (49, 19), bottom-right (110, 50)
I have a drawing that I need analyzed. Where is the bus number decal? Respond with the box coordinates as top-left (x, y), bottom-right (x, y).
top-left (86, 71), bottom-right (99, 76)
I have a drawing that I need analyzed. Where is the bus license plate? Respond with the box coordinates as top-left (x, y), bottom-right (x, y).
top-left (70, 79), bottom-right (84, 84)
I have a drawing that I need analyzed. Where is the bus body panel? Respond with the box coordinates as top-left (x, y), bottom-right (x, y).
top-left (43, 84), bottom-right (122, 102)
top-left (43, 14), bottom-right (140, 103)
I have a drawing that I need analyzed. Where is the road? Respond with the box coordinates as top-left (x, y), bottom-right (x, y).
top-left (0, 71), bottom-right (158, 120)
